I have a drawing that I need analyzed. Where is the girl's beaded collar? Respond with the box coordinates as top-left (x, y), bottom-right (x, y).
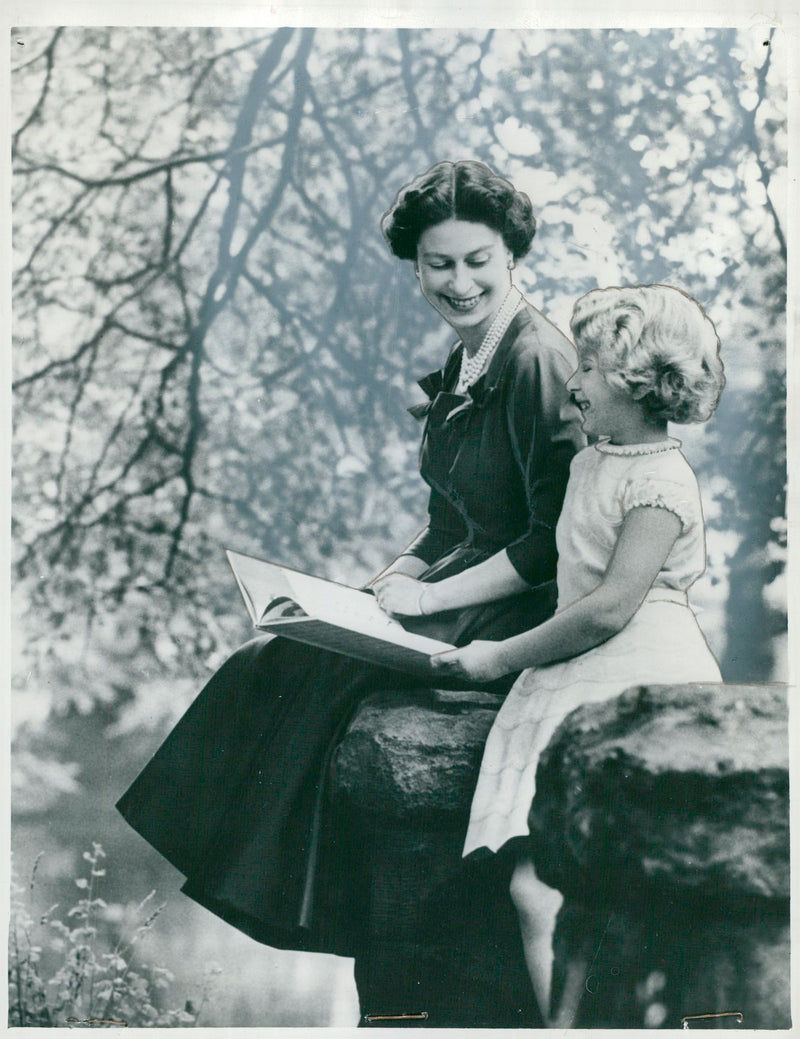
top-left (595, 436), bottom-right (681, 457)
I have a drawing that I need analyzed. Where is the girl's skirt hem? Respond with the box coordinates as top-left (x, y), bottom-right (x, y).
top-left (462, 601), bottom-right (722, 857)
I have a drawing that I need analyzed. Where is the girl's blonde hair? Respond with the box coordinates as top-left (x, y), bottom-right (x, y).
top-left (570, 284), bottom-right (725, 424)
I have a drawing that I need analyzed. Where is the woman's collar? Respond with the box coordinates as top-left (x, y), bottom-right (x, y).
top-left (410, 304), bottom-right (529, 417)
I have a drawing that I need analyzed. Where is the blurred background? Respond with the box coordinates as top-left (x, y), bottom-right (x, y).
top-left (10, 25), bottom-right (787, 1026)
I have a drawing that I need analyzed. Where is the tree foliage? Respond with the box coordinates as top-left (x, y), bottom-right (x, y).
top-left (11, 27), bottom-right (787, 739)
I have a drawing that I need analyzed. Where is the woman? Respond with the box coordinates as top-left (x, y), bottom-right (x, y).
top-left (117, 160), bottom-right (585, 958)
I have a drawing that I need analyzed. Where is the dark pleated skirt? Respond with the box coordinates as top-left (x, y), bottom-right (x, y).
top-left (116, 566), bottom-right (557, 956)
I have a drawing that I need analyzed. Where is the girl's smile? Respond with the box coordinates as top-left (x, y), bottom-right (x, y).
top-left (415, 219), bottom-right (514, 351)
top-left (567, 352), bottom-right (666, 444)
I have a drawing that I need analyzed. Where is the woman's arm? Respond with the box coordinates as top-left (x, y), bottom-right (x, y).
top-left (373, 548), bottom-right (529, 615)
top-left (501, 337), bottom-right (586, 587)
top-left (367, 551), bottom-right (429, 587)
top-left (368, 467), bottom-right (473, 592)
top-left (430, 505), bottom-right (681, 683)
top-left (365, 514), bottom-right (459, 588)
top-left (375, 340), bottom-right (583, 617)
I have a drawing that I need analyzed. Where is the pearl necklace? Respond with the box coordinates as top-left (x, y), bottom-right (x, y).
top-left (455, 286), bottom-right (522, 394)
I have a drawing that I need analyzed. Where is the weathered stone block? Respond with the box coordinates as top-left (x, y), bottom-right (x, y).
top-left (332, 688), bottom-right (541, 1027)
top-left (333, 688), bottom-right (504, 819)
top-left (333, 682), bottom-right (790, 1028)
top-left (528, 683), bottom-right (789, 902)
top-left (529, 683), bottom-right (790, 1029)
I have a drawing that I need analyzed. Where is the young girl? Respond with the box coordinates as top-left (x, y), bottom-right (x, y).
top-left (430, 283), bottom-right (726, 1026)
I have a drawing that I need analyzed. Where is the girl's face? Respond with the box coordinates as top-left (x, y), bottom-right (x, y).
top-left (567, 350), bottom-right (646, 443)
top-left (415, 219), bottom-right (513, 344)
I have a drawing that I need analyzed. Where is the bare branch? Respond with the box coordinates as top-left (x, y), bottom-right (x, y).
top-left (751, 29), bottom-right (786, 260)
top-left (161, 28), bottom-right (312, 576)
top-left (11, 28), bottom-right (63, 153)
top-left (185, 33), bottom-right (276, 105)
top-left (397, 30), bottom-right (436, 161)
top-left (13, 139), bottom-right (284, 190)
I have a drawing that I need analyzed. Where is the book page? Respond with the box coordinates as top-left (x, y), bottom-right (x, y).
top-left (225, 550), bottom-right (296, 626)
top-left (226, 550), bottom-right (453, 653)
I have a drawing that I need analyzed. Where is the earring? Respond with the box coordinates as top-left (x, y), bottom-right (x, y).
top-left (413, 265), bottom-right (420, 278)
top-left (507, 259), bottom-right (515, 271)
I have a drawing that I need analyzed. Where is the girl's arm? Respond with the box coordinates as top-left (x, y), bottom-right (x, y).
top-left (430, 505), bottom-right (682, 683)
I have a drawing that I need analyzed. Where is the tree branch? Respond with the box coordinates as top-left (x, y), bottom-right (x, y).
top-left (11, 28), bottom-right (63, 154)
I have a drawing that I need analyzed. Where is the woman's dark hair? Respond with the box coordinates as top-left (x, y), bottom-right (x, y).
top-left (381, 160), bottom-right (536, 261)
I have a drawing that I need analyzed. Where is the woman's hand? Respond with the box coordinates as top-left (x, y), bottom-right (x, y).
top-left (430, 641), bottom-right (512, 684)
top-left (372, 573), bottom-right (429, 616)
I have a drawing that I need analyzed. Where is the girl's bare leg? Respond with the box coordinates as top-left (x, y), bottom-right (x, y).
top-left (509, 853), bottom-right (564, 1025)
top-left (550, 953), bottom-right (590, 1029)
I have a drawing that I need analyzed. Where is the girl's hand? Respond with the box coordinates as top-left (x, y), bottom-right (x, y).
top-left (430, 641), bottom-right (510, 684)
top-left (372, 573), bottom-right (429, 616)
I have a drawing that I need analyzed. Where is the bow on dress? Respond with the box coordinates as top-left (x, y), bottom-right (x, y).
top-left (408, 365), bottom-right (496, 422)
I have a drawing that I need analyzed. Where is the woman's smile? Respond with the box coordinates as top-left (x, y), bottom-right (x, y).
top-left (416, 219), bottom-right (513, 349)
top-left (442, 291), bottom-right (485, 312)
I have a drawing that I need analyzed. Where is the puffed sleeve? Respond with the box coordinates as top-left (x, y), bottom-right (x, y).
top-left (621, 473), bottom-right (702, 534)
top-left (504, 339), bottom-right (586, 585)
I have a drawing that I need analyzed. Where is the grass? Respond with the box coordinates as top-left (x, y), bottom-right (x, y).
top-left (8, 842), bottom-right (222, 1027)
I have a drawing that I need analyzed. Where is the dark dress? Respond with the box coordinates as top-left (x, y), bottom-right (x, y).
top-left (116, 302), bottom-right (585, 956)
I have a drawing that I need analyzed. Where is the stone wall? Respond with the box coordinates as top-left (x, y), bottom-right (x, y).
top-left (330, 683), bottom-right (789, 1029)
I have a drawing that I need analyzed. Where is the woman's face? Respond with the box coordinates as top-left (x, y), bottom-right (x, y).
top-left (415, 219), bottom-right (513, 342)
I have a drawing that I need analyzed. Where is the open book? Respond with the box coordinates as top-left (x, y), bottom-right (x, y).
top-left (226, 549), bottom-right (455, 676)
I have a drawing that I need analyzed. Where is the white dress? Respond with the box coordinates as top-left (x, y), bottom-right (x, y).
top-left (462, 437), bottom-right (722, 857)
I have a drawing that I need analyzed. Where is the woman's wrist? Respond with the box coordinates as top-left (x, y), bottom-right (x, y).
top-left (393, 554), bottom-right (429, 577)
top-left (420, 551), bottom-right (533, 616)
top-left (418, 581), bottom-right (446, 615)
top-left (371, 554), bottom-right (427, 585)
